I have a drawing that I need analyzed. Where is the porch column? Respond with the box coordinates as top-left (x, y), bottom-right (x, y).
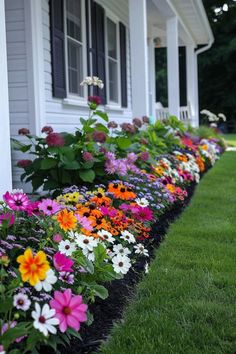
top-left (148, 37), bottom-right (156, 119)
top-left (167, 16), bottom-right (180, 118)
top-left (0, 0), bottom-right (12, 196)
top-left (186, 45), bottom-right (199, 127)
top-left (129, 0), bottom-right (149, 117)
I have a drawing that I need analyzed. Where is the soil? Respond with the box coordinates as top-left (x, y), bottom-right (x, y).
top-left (54, 181), bottom-right (197, 354)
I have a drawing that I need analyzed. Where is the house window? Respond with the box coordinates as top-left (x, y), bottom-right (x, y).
top-left (106, 17), bottom-right (120, 104)
top-left (66, 0), bottom-right (86, 96)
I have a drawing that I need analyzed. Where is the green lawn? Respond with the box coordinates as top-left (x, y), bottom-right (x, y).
top-left (99, 152), bottom-right (236, 354)
top-left (223, 134), bottom-right (236, 147)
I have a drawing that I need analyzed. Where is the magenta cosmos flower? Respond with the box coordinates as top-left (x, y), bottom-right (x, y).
top-left (50, 289), bottom-right (87, 333)
top-left (133, 206), bottom-right (153, 222)
top-left (3, 191), bottom-right (30, 211)
top-left (0, 212), bottom-right (15, 226)
top-left (53, 252), bottom-right (74, 272)
top-left (38, 198), bottom-right (61, 216)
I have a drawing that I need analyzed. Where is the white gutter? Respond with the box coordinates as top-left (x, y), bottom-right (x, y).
top-left (195, 0), bottom-right (214, 55)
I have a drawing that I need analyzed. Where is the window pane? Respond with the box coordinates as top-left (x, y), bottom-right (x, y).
top-left (109, 59), bottom-right (118, 102)
top-left (68, 39), bottom-right (83, 95)
top-left (67, 0), bottom-right (82, 42)
top-left (107, 18), bottom-right (117, 59)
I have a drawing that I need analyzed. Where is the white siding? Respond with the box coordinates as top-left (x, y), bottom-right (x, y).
top-left (5, 0), bottom-right (30, 188)
top-left (42, 0), bottom-right (132, 132)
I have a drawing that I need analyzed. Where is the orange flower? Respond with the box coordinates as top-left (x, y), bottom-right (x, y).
top-left (108, 183), bottom-right (136, 200)
top-left (17, 249), bottom-right (50, 286)
top-left (196, 156), bottom-right (205, 172)
top-left (154, 166), bottom-right (165, 176)
top-left (176, 155), bottom-right (188, 162)
top-left (166, 183), bottom-right (176, 194)
top-left (90, 194), bottom-right (111, 206)
top-left (57, 209), bottom-right (77, 231)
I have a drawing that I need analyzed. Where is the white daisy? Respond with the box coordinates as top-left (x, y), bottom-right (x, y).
top-left (13, 293), bottom-right (31, 311)
top-left (68, 230), bottom-right (78, 240)
top-left (120, 230), bottom-right (136, 244)
top-left (134, 243), bottom-right (149, 257)
top-left (35, 269), bottom-right (57, 292)
top-left (82, 248), bottom-right (95, 262)
top-left (75, 233), bottom-right (98, 251)
top-left (32, 303), bottom-right (59, 336)
top-left (58, 240), bottom-right (76, 256)
top-left (112, 244), bottom-right (131, 257)
top-left (97, 229), bottom-right (115, 244)
top-left (112, 255), bottom-right (131, 274)
top-left (135, 197), bottom-right (149, 207)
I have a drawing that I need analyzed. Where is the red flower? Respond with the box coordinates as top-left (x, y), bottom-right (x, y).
top-left (46, 133), bottom-right (65, 147)
top-left (132, 118), bottom-right (142, 128)
top-left (41, 126), bottom-right (53, 134)
top-left (82, 152), bottom-right (94, 162)
top-left (88, 96), bottom-right (102, 105)
top-left (92, 131), bottom-right (107, 143)
top-left (139, 152), bottom-right (149, 161)
top-left (18, 128), bottom-right (30, 135)
top-left (17, 160), bottom-right (32, 168)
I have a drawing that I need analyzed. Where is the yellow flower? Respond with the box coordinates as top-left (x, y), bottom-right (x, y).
top-left (17, 249), bottom-right (50, 286)
top-left (57, 209), bottom-right (77, 231)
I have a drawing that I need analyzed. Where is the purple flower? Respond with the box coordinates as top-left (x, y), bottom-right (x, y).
top-left (38, 198), bottom-right (61, 216)
top-left (139, 151), bottom-right (149, 161)
top-left (127, 153), bottom-right (138, 163)
top-left (59, 271), bottom-right (74, 284)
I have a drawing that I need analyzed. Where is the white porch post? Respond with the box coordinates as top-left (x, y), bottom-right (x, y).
top-left (0, 0), bottom-right (12, 196)
top-left (167, 16), bottom-right (180, 118)
top-left (148, 37), bottom-right (156, 119)
top-left (129, 0), bottom-right (149, 117)
top-left (186, 45), bottom-right (199, 127)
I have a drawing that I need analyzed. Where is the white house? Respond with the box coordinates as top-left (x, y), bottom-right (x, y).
top-left (0, 0), bottom-right (213, 195)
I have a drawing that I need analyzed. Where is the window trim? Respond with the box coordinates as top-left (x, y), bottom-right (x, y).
top-left (64, 0), bottom-right (88, 101)
top-left (104, 10), bottom-right (121, 107)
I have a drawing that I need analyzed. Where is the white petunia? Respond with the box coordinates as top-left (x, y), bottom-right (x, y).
top-left (35, 269), bottom-right (57, 292)
top-left (58, 240), bottom-right (76, 256)
top-left (112, 255), bottom-right (131, 274)
top-left (97, 229), bottom-right (115, 244)
top-left (120, 230), bottom-right (136, 244)
top-left (135, 198), bottom-right (149, 207)
top-left (32, 303), bottom-right (59, 337)
top-left (134, 243), bottom-right (149, 257)
top-left (112, 244), bottom-right (131, 257)
top-left (13, 293), bottom-right (31, 311)
top-left (75, 233), bottom-right (98, 251)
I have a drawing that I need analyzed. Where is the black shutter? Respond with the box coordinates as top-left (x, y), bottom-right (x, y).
top-left (89, 0), bottom-right (106, 104)
top-left (119, 22), bottom-right (127, 108)
top-left (50, 0), bottom-right (66, 98)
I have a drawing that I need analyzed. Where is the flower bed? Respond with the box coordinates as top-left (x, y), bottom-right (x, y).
top-left (1, 82), bottom-right (225, 354)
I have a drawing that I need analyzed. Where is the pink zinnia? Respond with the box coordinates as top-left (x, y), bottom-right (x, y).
top-left (133, 206), bottom-right (153, 222)
top-left (38, 198), bottom-right (61, 215)
top-left (46, 132), bottom-right (65, 147)
top-left (3, 191), bottom-right (30, 211)
top-left (50, 289), bottom-right (87, 333)
top-left (0, 212), bottom-right (15, 226)
top-left (53, 252), bottom-right (74, 272)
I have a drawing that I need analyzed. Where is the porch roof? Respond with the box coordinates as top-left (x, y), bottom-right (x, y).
top-left (148, 0), bottom-right (214, 47)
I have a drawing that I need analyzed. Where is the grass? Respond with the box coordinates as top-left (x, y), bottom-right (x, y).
top-left (223, 134), bottom-right (236, 147)
top-left (99, 152), bottom-right (236, 354)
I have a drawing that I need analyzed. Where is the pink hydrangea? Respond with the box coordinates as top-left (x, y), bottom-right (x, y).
top-left (50, 289), bottom-right (87, 332)
top-left (46, 133), bottom-right (65, 147)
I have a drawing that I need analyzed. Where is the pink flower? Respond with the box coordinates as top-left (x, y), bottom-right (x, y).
top-left (41, 125), bottom-right (53, 134)
top-left (92, 131), bottom-right (107, 143)
top-left (139, 151), bottom-right (149, 161)
top-left (38, 198), bottom-right (61, 216)
top-left (53, 252), bottom-right (74, 272)
top-left (18, 128), bottom-right (30, 135)
top-left (133, 206), bottom-right (153, 222)
top-left (100, 206), bottom-right (117, 217)
top-left (46, 133), bottom-right (65, 147)
top-left (0, 212), bottom-right (15, 226)
top-left (3, 191), bottom-right (30, 211)
top-left (26, 201), bottom-right (40, 216)
top-left (75, 214), bottom-right (93, 231)
top-left (50, 289), bottom-right (87, 333)
top-left (17, 159), bottom-right (32, 168)
top-left (126, 153), bottom-right (138, 163)
top-left (53, 233), bottom-right (63, 243)
top-left (88, 95), bottom-right (101, 105)
top-left (132, 118), bottom-right (142, 128)
top-left (82, 152), bottom-right (94, 162)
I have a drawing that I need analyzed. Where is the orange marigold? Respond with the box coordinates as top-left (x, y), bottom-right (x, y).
top-left (17, 248), bottom-right (50, 286)
top-left (57, 208), bottom-right (77, 231)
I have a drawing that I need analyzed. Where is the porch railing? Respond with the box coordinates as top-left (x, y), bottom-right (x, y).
top-left (155, 104), bottom-right (191, 123)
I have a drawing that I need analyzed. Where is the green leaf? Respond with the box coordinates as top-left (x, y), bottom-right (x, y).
top-left (94, 243), bottom-right (107, 263)
top-left (66, 328), bottom-right (82, 340)
top-left (0, 298), bottom-right (12, 313)
top-left (82, 161), bottom-right (94, 169)
top-left (79, 169), bottom-right (95, 182)
top-left (63, 161), bottom-right (80, 170)
top-left (1, 323), bottom-right (30, 350)
top-left (95, 110), bottom-right (109, 122)
top-left (62, 170), bottom-right (72, 184)
top-left (43, 180), bottom-right (59, 191)
top-left (95, 123), bottom-right (109, 133)
top-left (116, 137), bottom-right (132, 149)
top-left (92, 284), bottom-right (109, 299)
top-left (41, 158), bottom-right (57, 170)
top-left (32, 177), bottom-right (43, 191)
